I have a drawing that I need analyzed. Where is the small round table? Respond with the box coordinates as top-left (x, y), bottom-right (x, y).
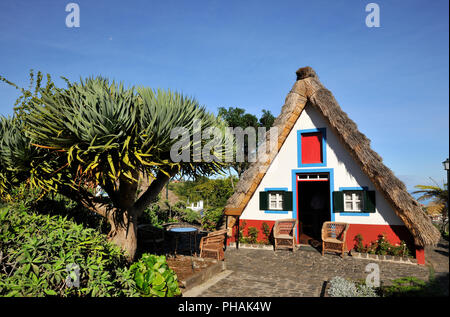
top-left (169, 227), bottom-right (198, 256)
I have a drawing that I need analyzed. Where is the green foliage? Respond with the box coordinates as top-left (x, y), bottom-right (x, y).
top-left (1, 71), bottom-right (236, 258)
top-left (0, 117), bottom-right (43, 200)
top-left (0, 203), bottom-right (137, 297)
top-left (236, 221), bottom-right (271, 245)
top-left (140, 204), bottom-right (170, 229)
top-left (413, 180), bottom-right (448, 233)
top-left (128, 254), bottom-right (181, 297)
top-left (179, 208), bottom-right (201, 224)
top-left (413, 182), bottom-right (448, 205)
top-left (247, 227), bottom-right (259, 244)
top-left (238, 220), bottom-right (247, 243)
top-left (19, 78), bottom-right (232, 192)
top-left (261, 222), bottom-right (271, 243)
top-left (217, 106), bottom-right (275, 176)
top-left (378, 276), bottom-right (447, 297)
top-left (353, 234), bottom-right (411, 257)
top-left (140, 199), bottom-right (201, 227)
top-left (259, 110), bottom-right (276, 130)
top-left (443, 230), bottom-right (449, 241)
top-left (172, 176), bottom-right (235, 209)
top-left (381, 277), bottom-right (426, 297)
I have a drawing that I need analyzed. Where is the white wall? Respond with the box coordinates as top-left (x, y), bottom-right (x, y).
top-left (240, 105), bottom-right (403, 226)
top-left (187, 200), bottom-right (204, 212)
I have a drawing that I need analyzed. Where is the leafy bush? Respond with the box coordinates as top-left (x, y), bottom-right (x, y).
top-left (0, 202), bottom-right (184, 297)
top-left (261, 222), bottom-right (271, 244)
top-left (328, 276), bottom-right (378, 297)
top-left (379, 276), bottom-right (447, 297)
top-left (171, 176), bottom-right (235, 210)
top-left (201, 207), bottom-right (224, 231)
top-left (179, 208), bottom-right (201, 225)
top-left (380, 277), bottom-right (426, 297)
top-left (442, 230), bottom-right (449, 241)
top-left (0, 203), bottom-right (139, 297)
top-left (140, 203), bottom-right (171, 229)
top-left (128, 254), bottom-right (181, 297)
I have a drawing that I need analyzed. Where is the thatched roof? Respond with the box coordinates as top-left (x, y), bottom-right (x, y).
top-left (224, 66), bottom-right (441, 247)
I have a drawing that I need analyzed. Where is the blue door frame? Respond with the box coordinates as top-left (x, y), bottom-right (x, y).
top-left (291, 168), bottom-right (335, 243)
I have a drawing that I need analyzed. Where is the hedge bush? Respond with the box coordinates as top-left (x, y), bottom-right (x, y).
top-left (354, 234), bottom-right (411, 257)
top-left (0, 202), bottom-right (180, 297)
top-left (129, 254), bottom-right (181, 297)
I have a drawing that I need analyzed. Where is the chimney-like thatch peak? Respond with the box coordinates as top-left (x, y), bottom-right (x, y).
top-left (296, 66), bottom-right (318, 80)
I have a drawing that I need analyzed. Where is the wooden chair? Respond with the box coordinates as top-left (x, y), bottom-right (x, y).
top-left (273, 219), bottom-right (297, 251)
top-left (199, 229), bottom-right (227, 261)
top-left (321, 221), bottom-right (349, 257)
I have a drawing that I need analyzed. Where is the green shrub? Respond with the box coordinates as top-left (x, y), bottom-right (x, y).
top-left (140, 204), bottom-right (169, 229)
top-left (0, 203), bottom-right (136, 297)
top-left (238, 220), bottom-right (247, 243)
top-left (179, 208), bottom-right (201, 225)
top-left (247, 227), bottom-right (259, 244)
top-left (201, 207), bottom-right (224, 231)
top-left (129, 254), bottom-right (181, 297)
top-left (353, 234), bottom-right (411, 257)
top-left (261, 222), bottom-right (271, 244)
top-left (380, 276), bottom-right (428, 297)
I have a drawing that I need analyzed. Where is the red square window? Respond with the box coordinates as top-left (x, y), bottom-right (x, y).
top-left (301, 132), bottom-right (323, 164)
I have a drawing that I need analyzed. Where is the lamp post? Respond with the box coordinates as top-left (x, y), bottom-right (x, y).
top-left (443, 158), bottom-right (449, 230)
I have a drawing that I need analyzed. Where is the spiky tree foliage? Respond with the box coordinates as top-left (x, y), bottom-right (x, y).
top-left (413, 180), bottom-right (448, 232)
top-left (0, 74), bottom-right (232, 260)
top-left (0, 71), bottom-right (57, 199)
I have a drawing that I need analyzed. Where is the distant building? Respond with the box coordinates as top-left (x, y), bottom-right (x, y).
top-left (186, 200), bottom-right (204, 215)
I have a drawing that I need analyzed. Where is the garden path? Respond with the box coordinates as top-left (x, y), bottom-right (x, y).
top-left (197, 246), bottom-right (435, 297)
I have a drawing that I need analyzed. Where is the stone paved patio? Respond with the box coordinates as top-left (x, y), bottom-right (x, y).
top-left (197, 246), bottom-right (435, 297)
top-left (425, 238), bottom-right (449, 296)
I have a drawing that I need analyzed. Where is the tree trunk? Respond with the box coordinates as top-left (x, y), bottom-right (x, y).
top-left (64, 169), bottom-right (177, 262)
top-left (107, 210), bottom-right (138, 262)
top-left (108, 168), bottom-right (177, 261)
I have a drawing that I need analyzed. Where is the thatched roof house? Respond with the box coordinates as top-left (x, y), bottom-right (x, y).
top-left (224, 66), bottom-right (440, 264)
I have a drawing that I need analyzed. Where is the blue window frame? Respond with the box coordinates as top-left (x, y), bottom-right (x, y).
top-left (263, 187), bottom-right (290, 214)
top-left (297, 128), bottom-right (327, 167)
top-left (336, 187), bottom-right (370, 216)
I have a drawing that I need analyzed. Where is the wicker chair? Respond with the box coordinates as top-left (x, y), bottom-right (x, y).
top-left (321, 221), bottom-right (349, 257)
top-left (199, 229), bottom-right (227, 261)
top-left (273, 219), bottom-right (297, 251)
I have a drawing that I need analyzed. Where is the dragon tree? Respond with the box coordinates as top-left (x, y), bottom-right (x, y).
top-left (0, 73), bottom-right (232, 260)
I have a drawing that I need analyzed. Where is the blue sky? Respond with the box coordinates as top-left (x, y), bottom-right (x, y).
top-left (0, 0), bottom-right (448, 191)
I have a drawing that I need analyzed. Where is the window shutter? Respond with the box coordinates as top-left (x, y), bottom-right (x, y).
top-left (259, 191), bottom-right (268, 210)
top-left (282, 191), bottom-right (293, 211)
top-left (363, 190), bottom-right (376, 213)
top-left (332, 191), bottom-right (344, 213)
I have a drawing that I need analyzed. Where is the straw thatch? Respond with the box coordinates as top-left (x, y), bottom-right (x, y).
top-left (224, 66), bottom-right (441, 247)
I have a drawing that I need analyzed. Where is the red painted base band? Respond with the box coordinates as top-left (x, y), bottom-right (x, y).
top-left (230, 219), bottom-right (424, 264)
